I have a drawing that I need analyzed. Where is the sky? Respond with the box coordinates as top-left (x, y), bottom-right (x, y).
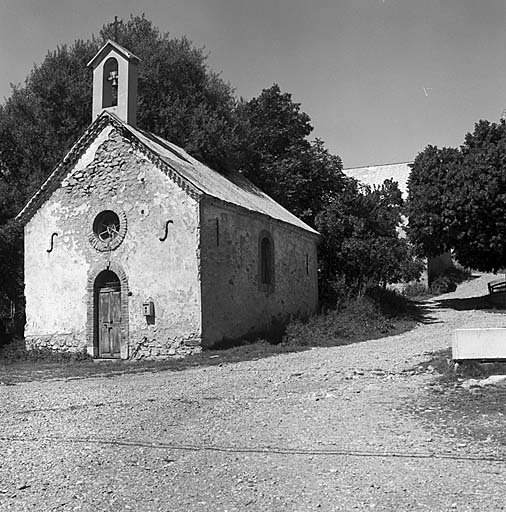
top-left (1, 0), bottom-right (506, 168)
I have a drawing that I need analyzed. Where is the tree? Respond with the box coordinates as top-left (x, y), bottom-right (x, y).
top-left (317, 179), bottom-right (423, 302)
top-left (450, 120), bottom-right (506, 271)
top-left (235, 85), bottom-right (345, 225)
top-left (0, 40), bottom-right (97, 207)
top-left (408, 120), bottom-right (506, 272)
top-left (0, 220), bottom-right (23, 344)
top-left (407, 145), bottom-right (462, 258)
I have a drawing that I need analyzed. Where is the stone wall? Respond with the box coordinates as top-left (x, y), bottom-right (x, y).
top-left (200, 200), bottom-right (319, 346)
top-left (24, 125), bottom-right (202, 358)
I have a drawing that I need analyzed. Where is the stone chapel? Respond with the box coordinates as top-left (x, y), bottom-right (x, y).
top-left (17, 40), bottom-right (319, 359)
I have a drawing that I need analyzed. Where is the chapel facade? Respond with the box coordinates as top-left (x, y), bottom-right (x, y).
top-left (18, 41), bottom-right (319, 359)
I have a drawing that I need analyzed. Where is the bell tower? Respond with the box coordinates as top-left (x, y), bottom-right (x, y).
top-left (87, 40), bottom-right (140, 126)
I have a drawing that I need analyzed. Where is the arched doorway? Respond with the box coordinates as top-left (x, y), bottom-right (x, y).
top-left (94, 269), bottom-right (122, 358)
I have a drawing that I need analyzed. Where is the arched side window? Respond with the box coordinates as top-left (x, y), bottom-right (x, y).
top-left (103, 57), bottom-right (119, 108)
top-left (258, 230), bottom-right (275, 291)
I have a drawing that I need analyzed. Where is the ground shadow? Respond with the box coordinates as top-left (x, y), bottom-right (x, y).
top-left (407, 300), bottom-right (441, 325)
top-left (433, 294), bottom-right (504, 312)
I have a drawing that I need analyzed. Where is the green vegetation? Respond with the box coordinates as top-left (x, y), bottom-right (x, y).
top-left (316, 179), bottom-right (424, 303)
top-left (402, 266), bottom-right (473, 300)
top-left (408, 120), bottom-right (506, 272)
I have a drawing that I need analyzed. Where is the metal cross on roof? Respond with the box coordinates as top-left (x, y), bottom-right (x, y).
top-left (113, 16), bottom-right (119, 42)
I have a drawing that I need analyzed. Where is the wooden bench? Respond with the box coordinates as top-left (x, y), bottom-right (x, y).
top-left (488, 278), bottom-right (506, 295)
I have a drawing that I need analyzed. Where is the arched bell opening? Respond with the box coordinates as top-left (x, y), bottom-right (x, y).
top-left (102, 57), bottom-right (119, 108)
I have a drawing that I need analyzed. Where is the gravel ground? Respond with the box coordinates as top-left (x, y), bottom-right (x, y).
top-left (2, 274), bottom-right (506, 511)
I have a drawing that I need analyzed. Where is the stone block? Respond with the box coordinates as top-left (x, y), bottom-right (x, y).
top-left (453, 328), bottom-right (506, 361)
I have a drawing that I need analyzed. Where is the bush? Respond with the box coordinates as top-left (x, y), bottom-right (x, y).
top-left (429, 275), bottom-right (457, 295)
top-left (441, 265), bottom-right (472, 284)
top-left (282, 294), bottom-right (396, 348)
top-left (403, 282), bottom-right (431, 299)
top-left (403, 265), bottom-right (472, 299)
top-left (364, 286), bottom-right (415, 317)
top-left (429, 266), bottom-right (471, 296)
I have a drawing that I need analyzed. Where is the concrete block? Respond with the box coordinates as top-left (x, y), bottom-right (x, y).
top-left (453, 328), bottom-right (506, 361)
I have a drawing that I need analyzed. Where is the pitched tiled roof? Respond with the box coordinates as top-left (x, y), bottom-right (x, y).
top-left (17, 112), bottom-right (319, 236)
top-left (343, 162), bottom-right (412, 198)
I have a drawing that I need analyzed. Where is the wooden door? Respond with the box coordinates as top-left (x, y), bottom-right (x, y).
top-left (98, 284), bottom-right (121, 358)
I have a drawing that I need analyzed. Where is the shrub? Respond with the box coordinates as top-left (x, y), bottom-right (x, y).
top-left (403, 282), bottom-right (431, 299)
top-left (364, 286), bottom-right (414, 317)
top-left (282, 294), bottom-right (395, 348)
top-left (403, 265), bottom-right (472, 299)
top-left (441, 265), bottom-right (472, 284)
top-left (429, 275), bottom-right (457, 295)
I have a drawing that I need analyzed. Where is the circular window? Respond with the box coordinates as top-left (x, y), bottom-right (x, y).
top-left (94, 210), bottom-right (120, 242)
top-left (89, 209), bottom-right (127, 252)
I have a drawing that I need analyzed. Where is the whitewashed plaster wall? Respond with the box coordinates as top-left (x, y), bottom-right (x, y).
top-left (24, 126), bottom-right (201, 358)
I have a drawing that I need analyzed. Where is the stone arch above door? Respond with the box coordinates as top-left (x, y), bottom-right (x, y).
top-left (86, 261), bottom-right (129, 358)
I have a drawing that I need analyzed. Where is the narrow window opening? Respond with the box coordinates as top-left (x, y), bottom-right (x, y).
top-left (258, 230), bottom-right (275, 290)
top-left (216, 218), bottom-right (220, 247)
top-left (260, 237), bottom-right (272, 285)
top-left (103, 57), bottom-right (119, 108)
top-left (306, 253), bottom-right (309, 275)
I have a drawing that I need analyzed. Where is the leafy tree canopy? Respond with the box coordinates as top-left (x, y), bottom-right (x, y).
top-left (235, 85), bottom-right (345, 225)
top-left (407, 145), bottom-right (461, 258)
top-left (408, 120), bottom-right (506, 272)
top-left (317, 179), bottom-right (424, 302)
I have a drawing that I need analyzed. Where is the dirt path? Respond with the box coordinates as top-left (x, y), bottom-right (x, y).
top-left (2, 274), bottom-right (506, 511)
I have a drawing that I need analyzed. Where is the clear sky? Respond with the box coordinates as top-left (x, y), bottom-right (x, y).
top-left (1, 0), bottom-right (505, 168)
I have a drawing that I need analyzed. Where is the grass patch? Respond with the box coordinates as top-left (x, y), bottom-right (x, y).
top-left (402, 282), bottom-right (433, 300)
top-left (420, 347), bottom-right (506, 384)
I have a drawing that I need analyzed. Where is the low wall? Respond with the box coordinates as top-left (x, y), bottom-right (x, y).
top-left (453, 328), bottom-right (506, 361)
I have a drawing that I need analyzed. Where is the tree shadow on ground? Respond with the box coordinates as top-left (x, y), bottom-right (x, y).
top-left (408, 301), bottom-right (441, 325)
top-left (433, 295), bottom-right (503, 312)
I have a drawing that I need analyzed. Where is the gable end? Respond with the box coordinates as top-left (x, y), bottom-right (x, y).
top-left (113, 122), bottom-right (202, 202)
top-left (17, 115), bottom-right (112, 224)
top-left (17, 113), bottom-right (203, 224)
